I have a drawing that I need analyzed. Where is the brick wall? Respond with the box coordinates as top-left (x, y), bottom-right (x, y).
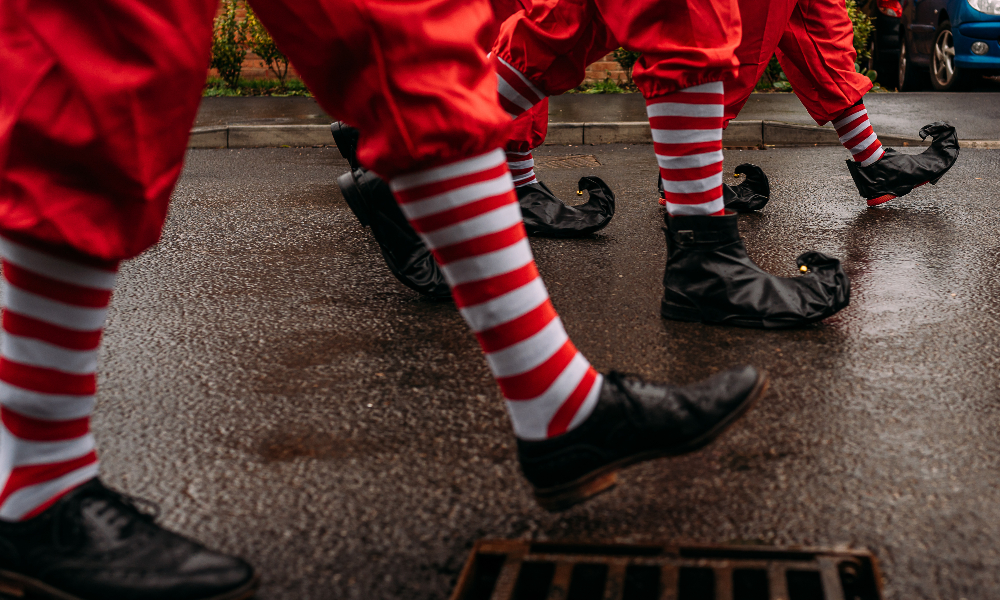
top-left (221, 52), bottom-right (623, 85)
top-left (582, 53), bottom-right (628, 85)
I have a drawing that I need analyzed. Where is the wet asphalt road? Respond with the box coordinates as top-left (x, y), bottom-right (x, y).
top-left (97, 143), bottom-right (1000, 600)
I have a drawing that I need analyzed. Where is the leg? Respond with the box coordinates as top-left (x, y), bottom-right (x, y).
top-left (776, 0), bottom-right (959, 205)
top-left (493, 0), bottom-right (620, 107)
top-left (328, 0), bottom-right (616, 298)
top-left (722, 0), bottom-right (798, 124)
top-left (776, 0), bottom-right (887, 165)
top-left (0, 1), bottom-right (255, 597)
top-left (565, 0), bottom-right (849, 327)
top-left (505, 100), bottom-right (547, 188)
top-left (259, 0), bottom-right (765, 508)
top-left (492, 1), bottom-right (618, 237)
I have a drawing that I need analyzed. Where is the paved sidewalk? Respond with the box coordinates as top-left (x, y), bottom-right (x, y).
top-left (193, 91), bottom-right (1000, 149)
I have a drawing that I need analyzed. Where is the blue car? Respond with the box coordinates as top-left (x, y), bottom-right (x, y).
top-left (861, 0), bottom-right (1000, 90)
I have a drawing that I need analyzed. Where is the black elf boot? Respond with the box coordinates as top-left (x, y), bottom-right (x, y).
top-left (660, 212), bottom-right (850, 329)
top-left (0, 479), bottom-right (257, 600)
top-left (517, 176), bottom-right (616, 237)
top-left (847, 121), bottom-right (959, 207)
top-left (518, 366), bottom-right (768, 511)
top-left (658, 162), bottom-right (770, 212)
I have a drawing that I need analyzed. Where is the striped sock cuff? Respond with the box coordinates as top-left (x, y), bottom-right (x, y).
top-left (492, 54), bottom-right (547, 120)
top-left (647, 82), bottom-right (725, 216)
top-left (0, 237), bottom-right (116, 521)
top-left (506, 151), bottom-right (538, 187)
top-left (832, 103), bottom-right (885, 167)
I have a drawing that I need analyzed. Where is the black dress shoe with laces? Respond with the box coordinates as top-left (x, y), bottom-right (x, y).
top-left (847, 121), bottom-right (959, 207)
top-left (0, 479), bottom-right (257, 600)
top-left (517, 366), bottom-right (767, 511)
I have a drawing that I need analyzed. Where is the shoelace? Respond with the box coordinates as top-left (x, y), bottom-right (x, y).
top-left (52, 483), bottom-right (160, 553)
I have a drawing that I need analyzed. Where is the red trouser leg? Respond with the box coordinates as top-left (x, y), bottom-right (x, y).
top-left (0, 0), bottom-right (511, 263)
top-left (493, 0), bottom-right (619, 98)
top-left (249, 0), bottom-right (510, 179)
top-left (488, 0), bottom-right (548, 152)
top-left (506, 97), bottom-right (548, 153)
top-left (723, 0), bottom-right (799, 124)
top-left (493, 0), bottom-right (739, 101)
top-left (722, 0), bottom-right (874, 127)
top-left (0, 1), bottom-right (218, 262)
top-left (775, 0), bottom-right (872, 125)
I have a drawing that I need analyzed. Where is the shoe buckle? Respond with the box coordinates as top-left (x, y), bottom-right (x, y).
top-left (677, 230), bottom-right (695, 244)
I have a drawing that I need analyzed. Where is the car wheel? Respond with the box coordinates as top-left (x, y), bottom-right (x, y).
top-left (931, 20), bottom-right (965, 90)
top-left (898, 39), bottom-right (927, 90)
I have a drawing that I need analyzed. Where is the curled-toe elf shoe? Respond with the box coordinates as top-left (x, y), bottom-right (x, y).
top-left (658, 163), bottom-right (770, 212)
top-left (518, 176), bottom-right (616, 237)
top-left (660, 212), bottom-right (850, 329)
top-left (847, 121), bottom-right (959, 207)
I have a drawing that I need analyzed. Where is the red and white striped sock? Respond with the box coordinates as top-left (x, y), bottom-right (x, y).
top-left (832, 103), bottom-right (885, 167)
top-left (492, 54), bottom-right (547, 120)
top-left (506, 150), bottom-right (538, 187)
top-left (0, 237), bottom-right (117, 521)
top-left (389, 150), bottom-right (602, 440)
top-left (648, 82), bottom-right (726, 216)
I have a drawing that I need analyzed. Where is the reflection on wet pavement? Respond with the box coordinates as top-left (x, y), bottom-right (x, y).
top-left (99, 145), bottom-right (1000, 599)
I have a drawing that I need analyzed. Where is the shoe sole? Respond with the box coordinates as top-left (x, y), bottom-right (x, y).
top-left (0, 569), bottom-right (259, 600)
top-left (866, 181), bottom-right (928, 207)
top-left (659, 299), bottom-right (835, 330)
top-left (337, 171), bottom-right (371, 227)
top-left (532, 372), bottom-right (769, 512)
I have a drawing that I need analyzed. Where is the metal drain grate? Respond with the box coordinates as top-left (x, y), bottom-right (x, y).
top-left (450, 540), bottom-right (882, 600)
top-left (535, 154), bottom-right (602, 169)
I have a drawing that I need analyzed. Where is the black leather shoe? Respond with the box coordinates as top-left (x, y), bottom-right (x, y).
top-left (331, 123), bottom-right (451, 298)
top-left (847, 121), bottom-right (959, 207)
top-left (517, 366), bottom-right (768, 511)
top-left (0, 479), bottom-right (257, 600)
top-left (658, 163), bottom-right (770, 212)
top-left (661, 212), bottom-right (850, 328)
top-left (330, 121), bottom-right (361, 171)
top-left (338, 168), bottom-right (452, 299)
top-left (518, 177), bottom-right (615, 237)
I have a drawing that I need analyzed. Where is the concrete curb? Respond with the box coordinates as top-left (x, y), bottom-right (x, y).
top-left (189, 121), bottom-right (994, 149)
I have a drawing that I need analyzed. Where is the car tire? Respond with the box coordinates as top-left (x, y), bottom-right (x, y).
top-left (931, 20), bottom-right (965, 90)
top-left (898, 38), bottom-right (927, 91)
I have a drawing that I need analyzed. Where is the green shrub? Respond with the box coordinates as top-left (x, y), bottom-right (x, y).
top-left (612, 48), bottom-right (641, 88)
top-left (210, 0), bottom-right (247, 89)
top-left (246, 7), bottom-right (291, 91)
top-left (584, 77), bottom-right (626, 94)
